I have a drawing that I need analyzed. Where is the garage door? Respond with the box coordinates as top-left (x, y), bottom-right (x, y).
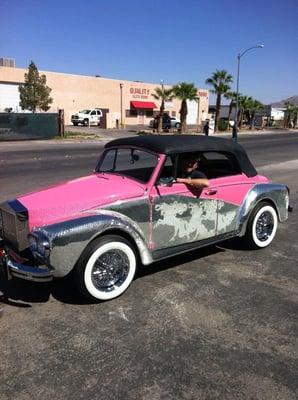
top-left (0, 83), bottom-right (21, 112)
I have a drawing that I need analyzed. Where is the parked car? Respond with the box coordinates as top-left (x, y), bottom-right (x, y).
top-left (170, 117), bottom-right (181, 129)
top-left (149, 113), bottom-right (172, 130)
top-left (0, 136), bottom-right (291, 301)
top-left (71, 108), bottom-right (103, 126)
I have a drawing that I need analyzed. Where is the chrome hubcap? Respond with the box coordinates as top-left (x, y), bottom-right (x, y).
top-left (91, 250), bottom-right (129, 292)
top-left (256, 211), bottom-right (274, 242)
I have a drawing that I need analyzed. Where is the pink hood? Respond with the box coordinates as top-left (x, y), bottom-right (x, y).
top-left (18, 174), bottom-right (145, 229)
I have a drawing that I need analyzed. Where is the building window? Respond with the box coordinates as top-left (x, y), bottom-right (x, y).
top-left (145, 109), bottom-right (153, 117)
top-left (130, 109), bottom-right (138, 117)
top-left (171, 111), bottom-right (176, 117)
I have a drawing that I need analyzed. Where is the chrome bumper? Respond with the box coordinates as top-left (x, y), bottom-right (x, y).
top-left (0, 248), bottom-right (53, 283)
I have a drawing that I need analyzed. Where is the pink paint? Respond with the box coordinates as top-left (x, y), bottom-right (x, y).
top-left (18, 174), bottom-right (145, 229)
top-left (210, 174), bottom-right (269, 205)
top-left (150, 173), bottom-right (268, 206)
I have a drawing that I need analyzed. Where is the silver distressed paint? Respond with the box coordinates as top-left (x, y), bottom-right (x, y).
top-left (33, 209), bottom-right (153, 278)
top-left (217, 201), bottom-right (239, 235)
top-left (153, 199), bottom-right (217, 248)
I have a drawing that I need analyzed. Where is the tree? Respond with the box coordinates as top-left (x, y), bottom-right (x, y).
top-left (224, 91), bottom-right (238, 130)
top-left (248, 99), bottom-right (263, 128)
top-left (172, 82), bottom-right (198, 133)
top-left (19, 61), bottom-right (53, 113)
top-left (284, 102), bottom-right (298, 128)
top-left (238, 95), bottom-right (252, 128)
top-left (293, 106), bottom-right (298, 128)
top-left (152, 85), bottom-right (174, 133)
top-left (205, 70), bottom-right (233, 132)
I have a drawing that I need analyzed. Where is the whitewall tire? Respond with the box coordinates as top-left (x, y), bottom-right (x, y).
top-left (75, 235), bottom-right (137, 301)
top-left (245, 202), bottom-right (278, 249)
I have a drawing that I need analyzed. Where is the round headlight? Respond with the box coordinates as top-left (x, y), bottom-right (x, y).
top-left (28, 232), bottom-right (50, 260)
top-left (28, 235), bottom-right (37, 251)
top-left (37, 241), bottom-right (46, 256)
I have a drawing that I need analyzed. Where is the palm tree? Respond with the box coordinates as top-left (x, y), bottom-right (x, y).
top-left (205, 70), bottom-right (233, 132)
top-left (284, 102), bottom-right (295, 128)
top-left (293, 106), bottom-right (298, 128)
top-left (172, 82), bottom-right (198, 133)
top-left (248, 99), bottom-right (263, 128)
top-left (224, 91), bottom-right (238, 130)
top-left (238, 95), bottom-right (252, 128)
top-left (152, 85), bottom-right (174, 133)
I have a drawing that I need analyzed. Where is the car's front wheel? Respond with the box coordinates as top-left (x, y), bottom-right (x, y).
top-left (83, 118), bottom-right (89, 126)
top-left (75, 235), bottom-right (137, 301)
top-left (244, 202), bottom-right (278, 249)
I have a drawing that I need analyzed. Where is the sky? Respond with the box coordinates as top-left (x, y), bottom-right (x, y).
top-left (0, 0), bottom-right (297, 104)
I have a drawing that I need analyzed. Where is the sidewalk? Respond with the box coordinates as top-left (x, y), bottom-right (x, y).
top-left (62, 127), bottom-right (298, 142)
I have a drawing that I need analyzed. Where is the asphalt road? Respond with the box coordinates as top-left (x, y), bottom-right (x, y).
top-left (0, 132), bottom-right (297, 400)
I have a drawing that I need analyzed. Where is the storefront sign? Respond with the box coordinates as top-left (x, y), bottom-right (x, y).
top-left (130, 87), bottom-right (150, 99)
top-left (199, 91), bottom-right (208, 97)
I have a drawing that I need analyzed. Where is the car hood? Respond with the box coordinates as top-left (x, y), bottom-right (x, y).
top-left (17, 174), bottom-right (145, 229)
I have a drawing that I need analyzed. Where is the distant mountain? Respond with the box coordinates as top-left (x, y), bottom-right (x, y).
top-left (271, 95), bottom-right (298, 107)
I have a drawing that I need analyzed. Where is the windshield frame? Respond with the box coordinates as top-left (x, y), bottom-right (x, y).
top-left (95, 146), bottom-right (160, 184)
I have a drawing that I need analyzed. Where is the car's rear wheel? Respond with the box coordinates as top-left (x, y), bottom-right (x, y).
top-left (175, 122), bottom-right (181, 129)
top-left (244, 202), bottom-right (278, 249)
top-left (75, 235), bottom-right (137, 301)
top-left (73, 122), bottom-right (78, 126)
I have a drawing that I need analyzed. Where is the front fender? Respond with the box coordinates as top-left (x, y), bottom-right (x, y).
top-left (33, 210), bottom-right (153, 278)
top-left (237, 183), bottom-right (289, 237)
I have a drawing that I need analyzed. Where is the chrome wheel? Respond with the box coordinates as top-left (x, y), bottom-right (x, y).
top-left (255, 211), bottom-right (274, 242)
top-left (76, 235), bottom-right (137, 301)
top-left (91, 250), bottom-right (129, 292)
top-left (250, 203), bottom-right (278, 248)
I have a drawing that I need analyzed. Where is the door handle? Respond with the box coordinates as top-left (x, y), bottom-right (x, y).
top-left (204, 189), bottom-right (217, 195)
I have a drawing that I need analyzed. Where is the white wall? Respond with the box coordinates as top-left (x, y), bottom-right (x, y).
top-left (271, 108), bottom-right (285, 121)
top-left (186, 100), bottom-right (198, 125)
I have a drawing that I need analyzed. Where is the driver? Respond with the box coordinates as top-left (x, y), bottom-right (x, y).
top-left (176, 155), bottom-right (209, 188)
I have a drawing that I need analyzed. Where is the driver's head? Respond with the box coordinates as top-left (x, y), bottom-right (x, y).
top-left (182, 155), bottom-right (199, 173)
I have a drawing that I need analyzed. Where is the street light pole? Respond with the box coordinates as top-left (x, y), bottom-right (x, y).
top-left (233, 44), bottom-right (264, 141)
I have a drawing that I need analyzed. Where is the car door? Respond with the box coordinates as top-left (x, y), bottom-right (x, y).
top-left (150, 180), bottom-right (218, 251)
top-left (215, 175), bottom-right (255, 235)
top-left (90, 110), bottom-right (97, 124)
top-left (199, 151), bottom-right (255, 236)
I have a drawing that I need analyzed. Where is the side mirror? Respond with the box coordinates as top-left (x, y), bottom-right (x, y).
top-left (158, 177), bottom-right (175, 187)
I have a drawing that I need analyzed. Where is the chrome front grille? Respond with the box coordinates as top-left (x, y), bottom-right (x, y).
top-left (0, 200), bottom-right (29, 251)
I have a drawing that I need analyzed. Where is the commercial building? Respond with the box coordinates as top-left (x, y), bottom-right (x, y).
top-left (0, 64), bottom-right (209, 128)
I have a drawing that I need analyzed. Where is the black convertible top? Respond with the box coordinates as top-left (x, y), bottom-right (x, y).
top-left (105, 135), bottom-right (257, 177)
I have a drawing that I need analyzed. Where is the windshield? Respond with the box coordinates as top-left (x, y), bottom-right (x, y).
top-left (79, 109), bottom-right (91, 114)
top-left (96, 147), bottom-right (158, 183)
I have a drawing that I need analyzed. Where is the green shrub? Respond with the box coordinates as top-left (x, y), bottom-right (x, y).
top-left (218, 119), bottom-right (228, 131)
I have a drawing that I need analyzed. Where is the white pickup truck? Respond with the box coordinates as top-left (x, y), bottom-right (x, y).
top-left (71, 108), bottom-right (103, 126)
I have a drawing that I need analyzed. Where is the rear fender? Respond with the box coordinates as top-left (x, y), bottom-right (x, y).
top-left (237, 183), bottom-right (289, 237)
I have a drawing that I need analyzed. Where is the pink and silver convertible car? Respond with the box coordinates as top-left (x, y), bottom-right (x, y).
top-left (0, 136), bottom-right (291, 301)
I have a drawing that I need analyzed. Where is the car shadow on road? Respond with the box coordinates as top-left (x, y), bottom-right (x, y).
top-left (0, 244), bottom-right (227, 308)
